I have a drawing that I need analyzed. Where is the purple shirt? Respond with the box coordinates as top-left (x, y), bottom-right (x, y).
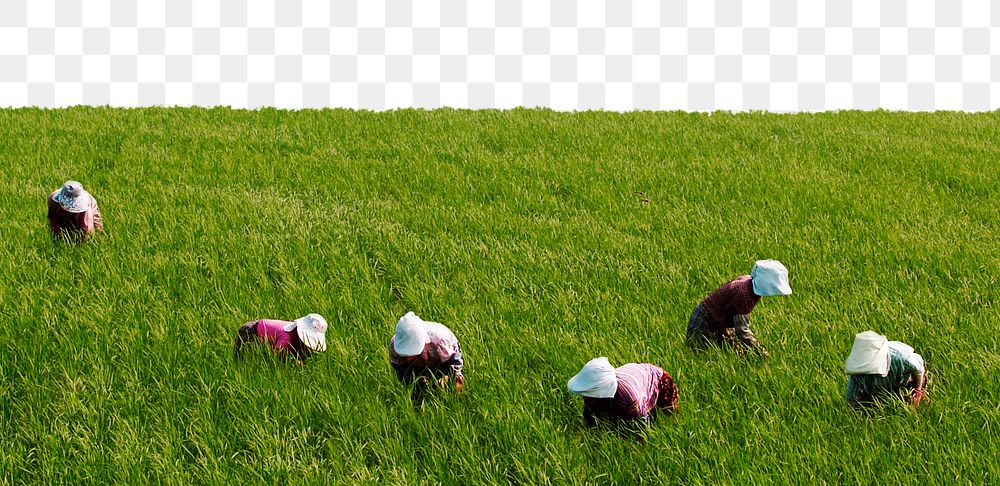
top-left (582, 363), bottom-right (666, 422)
top-left (702, 275), bottom-right (760, 327)
top-left (255, 319), bottom-right (302, 355)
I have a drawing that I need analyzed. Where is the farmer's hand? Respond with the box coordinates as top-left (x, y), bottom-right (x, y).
top-left (454, 375), bottom-right (465, 393)
top-left (437, 375), bottom-right (450, 389)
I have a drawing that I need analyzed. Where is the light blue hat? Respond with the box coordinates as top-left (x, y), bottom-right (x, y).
top-left (751, 260), bottom-right (792, 296)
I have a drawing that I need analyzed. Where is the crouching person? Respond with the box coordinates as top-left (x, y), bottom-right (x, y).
top-left (48, 181), bottom-right (104, 240)
top-left (235, 314), bottom-right (328, 363)
top-left (567, 357), bottom-right (679, 427)
top-left (686, 259), bottom-right (792, 357)
top-left (389, 312), bottom-right (464, 403)
top-left (845, 331), bottom-right (927, 408)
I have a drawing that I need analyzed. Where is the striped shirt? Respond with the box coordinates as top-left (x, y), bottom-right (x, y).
top-left (702, 275), bottom-right (760, 327)
top-left (582, 363), bottom-right (665, 422)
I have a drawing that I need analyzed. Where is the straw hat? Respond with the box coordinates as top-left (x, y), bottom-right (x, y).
top-left (393, 311), bottom-right (430, 357)
top-left (751, 259), bottom-right (792, 296)
top-left (844, 331), bottom-right (890, 376)
top-left (567, 357), bottom-right (619, 398)
top-left (53, 181), bottom-right (93, 214)
top-left (282, 313), bottom-right (328, 352)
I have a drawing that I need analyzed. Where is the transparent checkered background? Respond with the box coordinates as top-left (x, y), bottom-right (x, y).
top-left (0, 0), bottom-right (997, 111)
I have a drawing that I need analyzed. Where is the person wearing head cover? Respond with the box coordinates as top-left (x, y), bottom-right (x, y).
top-left (234, 314), bottom-right (328, 363)
top-left (567, 357), bottom-right (679, 427)
top-left (686, 259), bottom-right (792, 357)
top-left (389, 311), bottom-right (464, 399)
top-left (47, 181), bottom-right (104, 240)
top-left (845, 331), bottom-right (927, 407)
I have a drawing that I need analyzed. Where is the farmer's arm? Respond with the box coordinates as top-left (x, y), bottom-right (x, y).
top-left (92, 201), bottom-right (104, 232)
top-left (47, 197), bottom-right (61, 233)
top-left (733, 315), bottom-right (756, 344)
top-left (441, 349), bottom-right (464, 392)
top-left (904, 353), bottom-right (927, 404)
top-left (845, 376), bottom-right (863, 407)
top-left (389, 349), bottom-right (410, 382)
top-left (733, 314), bottom-right (768, 356)
top-left (582, 401), bottom-right (597, 427)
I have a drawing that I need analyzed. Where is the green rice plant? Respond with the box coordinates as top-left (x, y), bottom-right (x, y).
top-left (0, 107), bottom-right (998, 483)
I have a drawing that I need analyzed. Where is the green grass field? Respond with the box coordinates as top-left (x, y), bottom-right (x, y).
top-left (1, 108), bottom-right (999, 483)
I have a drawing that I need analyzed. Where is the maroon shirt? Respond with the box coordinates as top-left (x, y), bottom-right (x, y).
top-left (47, 192), bottom-right (103, 237)
top-left (702, 275), bottom-right (760, 327)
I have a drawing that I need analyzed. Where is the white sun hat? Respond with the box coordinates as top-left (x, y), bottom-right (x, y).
top-left (53, 181), bottom-right (93, 214)
top-left (282, 313), bottom-right (328, 352)
top-left (751, 259), bottom-right (792, 296)
top-left (844, 331), bottom-right (890, 376)
top-left (393, 311), bottom-right (430, 357)
top-left (567, 357), bottom-right (619, 398)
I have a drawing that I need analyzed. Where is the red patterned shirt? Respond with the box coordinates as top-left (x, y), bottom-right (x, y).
top-left (702, 275), bottom-right (760, 327)
top-left (389, 322), bottom-right (464, 383)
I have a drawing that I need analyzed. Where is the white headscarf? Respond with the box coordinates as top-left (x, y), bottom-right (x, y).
top-left (844, 331), bottom-right (890, 376)
top-left (282, 313), bottom-right (328, 352)
top-left (751, 259), bottom-right (792, 296)
top-left (393, 311), bottom-right (430, 357)
top-left (567, 357), bottom-right (618, 398)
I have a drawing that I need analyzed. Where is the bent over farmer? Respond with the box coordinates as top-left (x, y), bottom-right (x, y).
top-left (234, 314), bottom-right (328, 363)
top-left (47, 181), bottom-right (103, 240)
top-left (389, 311), bottom-right (464, 402)
top-left (845, 331), bottom-right (927, 407)
top-left (686, 259), bottom-right (792, 357)
top-left (567, 357), bottom-right (679, 427)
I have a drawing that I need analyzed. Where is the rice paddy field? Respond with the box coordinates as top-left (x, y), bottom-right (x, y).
top-left (0, 107), bottom-right (999, 483)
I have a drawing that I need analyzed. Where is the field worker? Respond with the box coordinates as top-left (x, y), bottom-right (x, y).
top-left (389, 311), bottom-right (464, 399)
top-left (47, 181), bottom-right (104, 240)
top-left (686, 259), bottom-right (792, 357)
top-left (845, 331), bottom-right (927, 407)
top-left (234, 314), bottom-right (328, 363)
top-left (567, 357), bottom-right (679, 427)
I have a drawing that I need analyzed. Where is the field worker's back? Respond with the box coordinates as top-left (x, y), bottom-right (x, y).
top-left (421, 322), bottom-right (461, 360)
top-left (581, 363), bottom-right (679, 424)
top-left (256, 319), bottom-right (303, 354)
top-left (703, 275), bottom-right (760, 326)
